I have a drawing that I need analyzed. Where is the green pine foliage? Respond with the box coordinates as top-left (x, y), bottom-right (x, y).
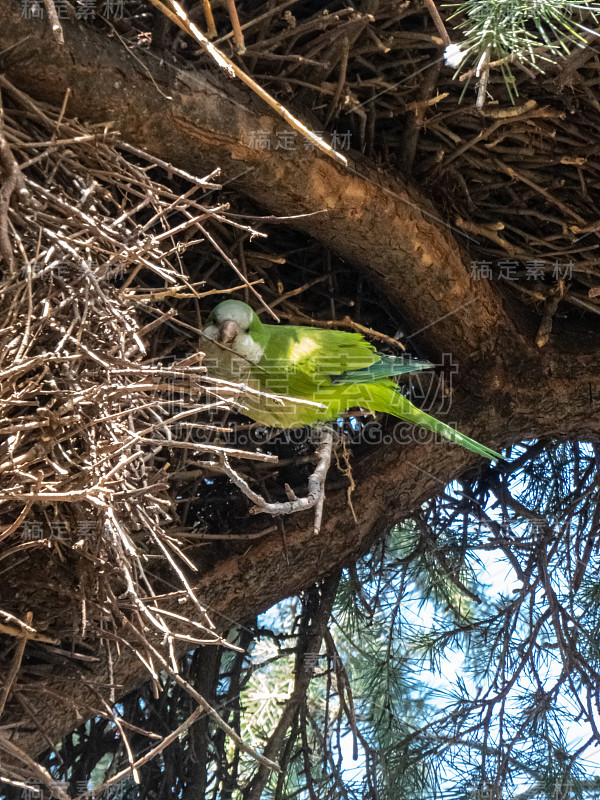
top-left (232, 441), bottom-right (600, 800)
top-left (445, 0), bottom-right (600, 100)
top-left (19, 443), bottom-right (600, 800)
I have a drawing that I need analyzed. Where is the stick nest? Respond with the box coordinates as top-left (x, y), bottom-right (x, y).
top-left (0, 76), bottom-right (269, 692)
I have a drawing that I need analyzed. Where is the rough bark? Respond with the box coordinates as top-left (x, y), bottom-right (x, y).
top-left (0, 2), bottom-right (599, 761)
top-left (0, 3), bottom-right (509, 364)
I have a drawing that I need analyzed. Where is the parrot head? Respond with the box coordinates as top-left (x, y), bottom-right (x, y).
top-left (202, 300), bottom-right (265, 363)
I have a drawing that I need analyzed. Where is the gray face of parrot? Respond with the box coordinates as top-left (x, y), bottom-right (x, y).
top-left (202, 302), bottom-right (265, 364)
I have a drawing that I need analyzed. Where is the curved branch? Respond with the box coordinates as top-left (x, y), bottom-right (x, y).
top-left (0, 2), bottom-right (512, 363)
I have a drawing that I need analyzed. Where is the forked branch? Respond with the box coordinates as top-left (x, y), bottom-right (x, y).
top-left (219, 427), bottom-right (334, 535)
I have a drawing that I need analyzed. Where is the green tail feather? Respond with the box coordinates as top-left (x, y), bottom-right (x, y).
top-left (393, 394), bottom-right (504, 461)
top-left (362, 385), bottom-right (504, 461)
top-left (330, 355), bottom-right (433, 385)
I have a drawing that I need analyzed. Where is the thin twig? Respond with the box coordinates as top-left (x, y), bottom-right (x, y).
top-left (42, 0), bottom-right (65, 45)
top-left (423, 0), bottom-right (450, 47)
top-left (0, 612), bottom-right (32, 718)
top-left (225, 0), bottom-right (245, 53)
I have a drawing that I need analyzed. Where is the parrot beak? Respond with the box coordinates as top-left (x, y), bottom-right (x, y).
top-left (218, 319), bottom-right (240, 345)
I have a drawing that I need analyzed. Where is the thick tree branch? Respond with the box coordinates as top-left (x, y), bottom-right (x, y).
top-left (0, 2), bottom-right (512, 364)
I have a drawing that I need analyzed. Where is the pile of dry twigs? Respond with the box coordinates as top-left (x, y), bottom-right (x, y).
top-left (0, 75), bottom-right (286, 788)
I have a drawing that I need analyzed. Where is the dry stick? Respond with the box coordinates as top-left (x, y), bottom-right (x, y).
top-left (201, 0), bottom-right (217, 38)
top-left (423, 0), bottom-right (451, 47)
top-left (0, 610), bottom-right (56, 643)
top-left (52, 87), bottom-right (71, 142)
top-left (99, 697), bottom-right (141, 785)
top-left (116, 140), bottom-right (221, 189)
top-left (42, 0), bottom-right (65, 45)
top-left (401, 57), bottom-right (442, 173)
top-left (458, 52), bottom-right (533, 82)
top-left (476, 49), bottom-right (490, 109)
top-left (285, 313), bottom-right (407, 351)
top-left (455, 217), bottom-right (526, 255)
top-left (0, 104), bottom-right (26, 272)
top-left (0, 612), bottom-right (32, 718)
top-left (325, 36), bottom-right (350, 127)
top-left (146, 0), bottom-right (346, 166)
top-left (220, 427), bottom-right (334, 535)
top-left (225, 0), bottom-right (245, 53)
top-left (0, 736), bottom-right (70, 800)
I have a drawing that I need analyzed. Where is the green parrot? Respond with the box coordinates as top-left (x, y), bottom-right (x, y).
top-left (201, 299), bottom-right (502, 460)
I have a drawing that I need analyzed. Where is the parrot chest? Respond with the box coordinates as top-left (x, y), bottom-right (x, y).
top-left (200, 336), bottom-right (332, 427)
top-left (200, 338), bottom-right (257, 387)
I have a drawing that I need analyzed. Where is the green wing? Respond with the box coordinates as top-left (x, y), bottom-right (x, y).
top-left (262, 325), bottom-right (377, 371)
top-left (259, 325), bottom-right (428, 388)
top-left (329, 354), bottom-right (432, 384)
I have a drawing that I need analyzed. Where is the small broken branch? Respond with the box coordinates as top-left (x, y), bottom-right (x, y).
top-left (225, 0), bottom-right (245, 53)
top-left (0, 612), bottom-right (33, 718)
top-left (423, 0), bottom-right (450, 47)
top-left (201, 0), bottom-right (217, 39)
top-left (42, 0), bottom-right (65, 45)
top-left (220, 427), bottom-right (334, 535)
